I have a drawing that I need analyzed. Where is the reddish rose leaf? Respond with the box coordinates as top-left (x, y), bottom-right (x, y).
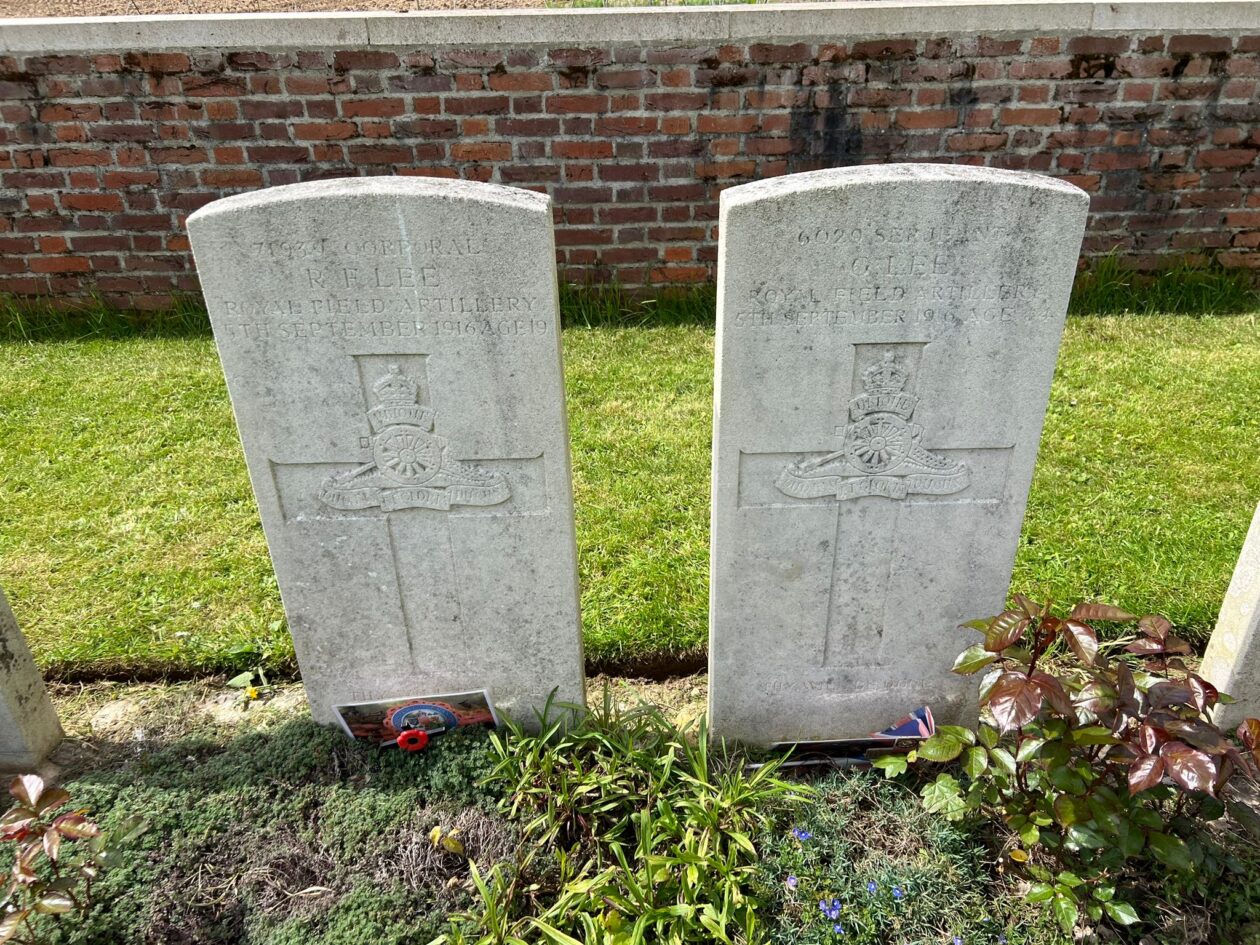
top-left (1012, 594), bottom-right (1046, 618)
top-left (1125, 638), bottom-right (1167, 655)
top-left (1138, 614), bottom-right (1173, 640)
top-left (9, 776), bottom-right (42, 809)
top-left (1129, 754), bottom-right (1166, 795)
top-left (1062, 620), bottom-right (1099, 666)
top-left (1164, 719), bottom-right (1231, 755)
top-left (1075, 680), bottom-right (1117, 717)
top-left (53, 814), bottom-right (100, 840)
top-left (1069, 602), bottom-right (1136, 623)
top-left (1150, 681), bottom-right (1197, 711)
top-left (1160, 741), bottom-right (1217, 795)
top-left (41, 828), bottom-right (60, 863)
top-left (1239, 718), bottom-right (1260, 751)
top-left (1138, 723), bottom-right (1163, 755)
top-left (1033, 672), bottom-right (1074, 718)
top-left (988, 671), bottom-right (1043, 733)
top-left (984, 611), bottom-right (1029, 654)
top-left (1187, 675), bottom-right (1219, 713)
top-left (1165, 635), bottom-right (1193, 656)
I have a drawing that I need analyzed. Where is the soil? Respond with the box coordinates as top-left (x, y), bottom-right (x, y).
top-left (44, 673), bottom-right (708, 780)
top-left (9, 0), bottom-right (545, 15)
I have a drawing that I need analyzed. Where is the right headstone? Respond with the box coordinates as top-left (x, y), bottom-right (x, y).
top-left (1200, 501), bottom-right (1260, 729)
top-left (709, 164), bottom-right (1089, 746)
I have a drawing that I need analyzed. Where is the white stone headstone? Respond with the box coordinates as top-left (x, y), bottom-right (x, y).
top-left (0, 587), bottom-right (63, 772)
top-left (709, 164), bottom-right (1089, 746)
top-left (1200, 502), bottom-right (1260, 730)
top-left (187, 177), bottom-right (585, 727)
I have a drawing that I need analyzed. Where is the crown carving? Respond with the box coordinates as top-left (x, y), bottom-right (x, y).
top-left (862, 352), bottom-right (909, 395)
top-left (368, 365), bottom-right (435, 433)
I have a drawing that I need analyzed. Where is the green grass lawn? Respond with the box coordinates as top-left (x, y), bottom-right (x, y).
top-left (0, 310), bottom-right (1257, 678)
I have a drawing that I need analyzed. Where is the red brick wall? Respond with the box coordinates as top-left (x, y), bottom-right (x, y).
top-left (1, 32), bottom-right (1258, 308)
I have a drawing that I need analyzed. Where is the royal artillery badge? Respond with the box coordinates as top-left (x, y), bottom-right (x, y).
top-left (319, 364), bottom-right (510, 512)
top-left (776, 351), bottom-right (970, 502)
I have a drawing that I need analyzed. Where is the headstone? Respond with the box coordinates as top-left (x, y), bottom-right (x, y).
top-left (708, 164), bottom-right (1089, 746)
top-left (187, 177), bottom-right (585, 727)
top-left (0, 587), bottom-right (63, 772)
top-left (1200, 502), bottom-right (1260, 729)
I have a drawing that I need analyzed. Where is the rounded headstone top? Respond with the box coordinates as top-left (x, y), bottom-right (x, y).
top-left (187, 175), bottom-right (550, 228)
top-left (720, 163), bottom-right (1089, 211)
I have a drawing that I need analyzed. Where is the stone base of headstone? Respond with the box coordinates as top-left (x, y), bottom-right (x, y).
top-left (0, 588), bottom-right (64, 773)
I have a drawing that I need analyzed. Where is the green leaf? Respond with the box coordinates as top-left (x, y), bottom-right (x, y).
top-left (870, 753), bottom-right (908, 778)
top-left (978, 725), bottom-right (999, 748)
top-left (1148, 832), bottom-right (1195, 871)
top-left (917, 733), bottom-right (965, 763)
top-left (963, 746), bottom-right (989, 779)
top-left (1066, 824), bottom-right (1106, 849)
top-left (1018, 821), bottom-right (1040, 846)
top-left (1016, 737), bottom-right (1046, 763)
top-left (226, 671), bottom-right (254, 689)
top-left (1071, 726), bottom-right (1118, 746)
top-left (1104, 901), bottom-right (1140, 925)
top-left (1053, 893), bottom-right (1080, 933)
top-left (1026, 882), bottom-right (1055, 903)
top-left (1056, 871), bottom-right (1084, 888)
top-left (920, 774), bottom-right (968, 820)
top-left (960, 617), bottom-right (994, 633)
top-left (953, 644), bottom-right (997, 675)
top-left (990, 747), bottom-right (1017, 777)
top-left (936, 725), bottom-right (977, 745)
top-left (1054, 795), bottom-right (1085, 827)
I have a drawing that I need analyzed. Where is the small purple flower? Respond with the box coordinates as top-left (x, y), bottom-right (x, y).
top-left (892, 886), bottom-right (904, 900)
top-left (954, 937), bottom-right (964, 945)
top-left (833, 923), bottom-right (845, 934)
top-left (819, 899), bottom-right (829, 914)
top-left (785, 875), bottom-right (798, 889)
top-left (997, 937), bottom-right (1008, 945)
top-left (866, 881), bottom-right (878, 894)
top-left (826, 899), bottom-right (842, 919)
top-left (792, 827), bottom-right (813, 841)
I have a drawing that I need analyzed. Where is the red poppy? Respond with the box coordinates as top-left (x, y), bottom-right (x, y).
top-left (396, 730), bottom-right (429, 752)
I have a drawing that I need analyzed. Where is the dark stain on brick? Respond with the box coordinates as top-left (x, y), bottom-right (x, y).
top-left (788, 79), bottom-right (864, 171)
top-left (1070, 54), bottom-right (1117, 80)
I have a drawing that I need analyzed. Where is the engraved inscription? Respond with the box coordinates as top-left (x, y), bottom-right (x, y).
top-left (320, 365), bottom-right (510, 513)
top-left (776, 351), bottom-right (969, 503)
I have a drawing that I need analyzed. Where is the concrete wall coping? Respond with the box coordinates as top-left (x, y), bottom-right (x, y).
top-left (1, 0), bottom-right (1258, 54)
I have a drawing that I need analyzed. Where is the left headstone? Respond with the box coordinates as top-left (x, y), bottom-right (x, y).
top-left (0, 587), bottom-right (63, 772)
top-left (187, 177), bottom-right (585, 728)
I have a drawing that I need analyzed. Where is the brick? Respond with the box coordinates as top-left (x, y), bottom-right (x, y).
top-left (596, 69), bottom-right (654, 89)
top-left (450, 142), bottom-right (512, 161)
top-left (595, 116), bottom-right (658, 135)
top-left (39, 104), bottom-right (102, 122)
top-left (554, 140), bottom-right (613, 159)
top-left (293, 122), bottom-right (357, 141)
top-left (488, 73), bottom-right (554, 92)
top-left (946, 132), bottom-right (1008, 151)
top-left (201, 168), bottom-right (265, 186)
top-left (696, 160), bottom-right (756, 179)
top-left (546, 94), bottom-right (610, 114)
top-left (341, 98), bottom-right (407, 118)
top-left (850, 39), bottom-right (917, 59)
top-left (444, 95), bottom-right (510, 115)
top-left (333, 50), bottom-right (400, 71)
top-left (896, 109), bottom-right (959, 129)
top-left (30, 256), bottom-right (90, 273)
top-left (1000, 107), bottom-right (1062, 126)
top-left (348, 145), bottom-right (415, 164)
top-left (749, 43), bottom-right (813, 64)
top-left (62, 193), bottom-right (124, 211)
top-left (181, 75), bottom-right (247, 97)
top-left (645, 91), bottom-right (709, 110)
top-left (1168, 35), bottom-right (1233, 55)
top-left (22, 55), bottom-right (91, 74)
top-left (123, 52), bottom-right (190, 73)
top-left (1199, 148), bottom-right (1258, 168)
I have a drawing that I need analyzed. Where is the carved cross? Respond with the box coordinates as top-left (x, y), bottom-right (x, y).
top-left (736, 343), bottom-right (1014, 668)
top-left (269, 355), bottom-right (547, 673)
